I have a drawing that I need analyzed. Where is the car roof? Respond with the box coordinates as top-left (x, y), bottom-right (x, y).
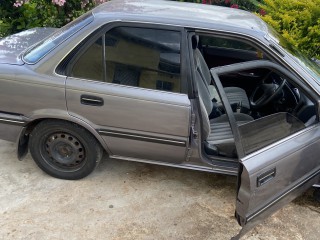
top-left (92, 0), bottom-right (268, 34)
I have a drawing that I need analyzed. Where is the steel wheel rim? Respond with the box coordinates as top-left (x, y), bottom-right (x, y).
top-left (41, 132), bottom-right (87, 172)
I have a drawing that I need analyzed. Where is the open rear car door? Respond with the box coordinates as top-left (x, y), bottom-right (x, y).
top-left (210, 61), bottom-right (320, 239)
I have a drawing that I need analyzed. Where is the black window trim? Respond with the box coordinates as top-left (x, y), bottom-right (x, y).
top-left (61, 22), bottom-right (187, 94)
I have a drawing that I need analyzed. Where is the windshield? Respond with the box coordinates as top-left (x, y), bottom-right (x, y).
top-left (23, 12), bottom-right (94, 64)
top-left (267, 27), bottom-right (320, 81)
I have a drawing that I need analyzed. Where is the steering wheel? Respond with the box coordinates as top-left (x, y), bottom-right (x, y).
top-left (250, 75), bottom-right (286, 109)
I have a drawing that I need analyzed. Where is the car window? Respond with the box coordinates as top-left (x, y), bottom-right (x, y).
top-left (71, 27), bottom-right (181, 93)
top-left (200, 35), bottom-right (268, 68)
top-left (201, 36), bottom-right (256, 51)
top-left (72, 37), bottom-right (104, 81)
top-left (238, 112), bottom-right (306, 155)
top-left (232, 70), bottom-right (316, 156)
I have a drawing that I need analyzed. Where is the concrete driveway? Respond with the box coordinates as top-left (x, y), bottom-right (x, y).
top-left (0, 140), bottom-right (319, 240)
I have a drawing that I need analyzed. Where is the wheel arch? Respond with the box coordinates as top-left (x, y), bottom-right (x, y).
top-left (16, 117), bottom-right (111, 160)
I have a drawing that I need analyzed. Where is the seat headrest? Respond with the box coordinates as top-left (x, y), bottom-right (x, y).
top-left (192, 35), bottom-right (199, 50)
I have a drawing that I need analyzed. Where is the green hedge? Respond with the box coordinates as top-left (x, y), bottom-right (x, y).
top-left (260, 0), bottom-right (320, 58)
top-left (0, 0), bottom-right (106, 38)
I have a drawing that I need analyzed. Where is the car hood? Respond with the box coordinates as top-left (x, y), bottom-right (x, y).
top-left (0, 27), bottom-right (57, 65)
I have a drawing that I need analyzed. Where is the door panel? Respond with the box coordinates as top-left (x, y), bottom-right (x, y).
top-left (66, 78), bottom-right (191, 163)
top-left (236, 124), bottom-right (320, 227)
top-left (103, 135), bottom-right (188, 163)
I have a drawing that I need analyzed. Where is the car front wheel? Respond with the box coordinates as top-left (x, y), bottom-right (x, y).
top-left (29, 120), bottom-right (103, 180)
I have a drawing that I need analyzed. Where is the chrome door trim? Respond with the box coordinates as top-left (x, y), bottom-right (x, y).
top-left (0, 118), bottom-right (26, 126)
top-left (98, 129), bottom-right (187, 147)
top-left (0, 112), bottom-right (28, 126)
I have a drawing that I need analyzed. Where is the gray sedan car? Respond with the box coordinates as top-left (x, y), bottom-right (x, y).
top-left (0, 0), bottom-right (319, 237)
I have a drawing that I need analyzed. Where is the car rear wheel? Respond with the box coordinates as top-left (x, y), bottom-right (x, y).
top-left (29, 120), bottom-right (103, 180)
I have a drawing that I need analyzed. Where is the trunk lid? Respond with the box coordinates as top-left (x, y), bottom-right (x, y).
top-left (0, 27), bottom-right (57, 65)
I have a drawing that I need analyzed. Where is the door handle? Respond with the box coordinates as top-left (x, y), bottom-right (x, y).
top-left (80, 95), bottom-right (104, 106)
top-left (257, 168), bottom-right (276, 187)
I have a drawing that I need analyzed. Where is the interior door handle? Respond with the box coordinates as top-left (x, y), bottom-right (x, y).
top-left (80, 95), bottom-right (104, 106)
top-left (257, 168), bottom-right (276, 187)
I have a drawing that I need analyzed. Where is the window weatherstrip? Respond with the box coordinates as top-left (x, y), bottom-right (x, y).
top-left (102, 34), bottom-right (107, 82)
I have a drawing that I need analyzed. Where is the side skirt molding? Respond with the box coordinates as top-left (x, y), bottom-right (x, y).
top-left (98, 129), bottom-right (187, 147)
top-left (0, 112), bottom-right (28, 126)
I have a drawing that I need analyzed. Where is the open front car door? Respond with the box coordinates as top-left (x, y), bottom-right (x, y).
top-left (235, 114), bottom-right (320, 236)
top-left (210, 61), bottom-right (320, 239)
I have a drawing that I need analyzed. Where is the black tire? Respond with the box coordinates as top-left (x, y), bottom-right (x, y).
top-left (29, 120), bottom-right (103, 180)
top-left (314, 188), bottom-right (320, 203)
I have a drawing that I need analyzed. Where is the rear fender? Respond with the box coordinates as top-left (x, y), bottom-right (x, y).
top-left (16, 127), bottom-right (28, 160)
top-left (16, 116), bottom-right (112, 160)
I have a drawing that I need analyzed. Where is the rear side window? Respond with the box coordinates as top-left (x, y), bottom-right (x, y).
top-left (71, 27), bottom-right (182, 93)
